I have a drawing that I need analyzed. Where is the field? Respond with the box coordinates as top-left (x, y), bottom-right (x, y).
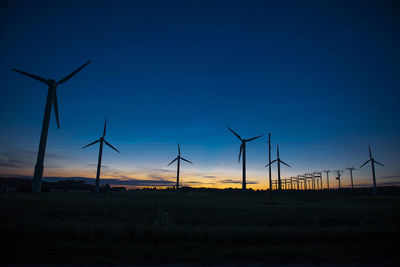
top-left (0, 191), bottom-right (399, 265)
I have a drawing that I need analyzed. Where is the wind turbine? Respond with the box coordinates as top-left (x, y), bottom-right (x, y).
top-left (227, 127), bottom-right (262, 194)
top-left (12, 61), bottom-right (91, 192)
top-left (167, 143), bottom-right (193, 194)
top-left (82, 119), bottom-right (120, 192)
top-left (266, 145), bottom-right (291, 191)
top-left (360, 145), bottom-right (384, 195)
top-left (323, 170), bottom-right (331, 189)
top-left (346, 167), bottom-right (356, 189)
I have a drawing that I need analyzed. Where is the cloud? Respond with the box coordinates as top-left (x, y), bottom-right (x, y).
top-left (381, 175), bottom-right (400, 180)
top-left (103, 178), bottom-right (175, 186)
top-left (43, 176), bottom-right (176, 187)
top-left (356, 181), bottom-right (400, 187)
top-left (0, 151), bottom-right (33, 169)
top-left (203, 175), bottom-right (217, 178)
top-left (183, 181), bottom-right (216, 185)
top-left (0, 149), bottom-right (73, 171)
top-left (87, 163), bottom-right (111, 169)
top-left (219, 179), bottom-right (240, 184)
top-left (0, 156), bottom-right (31, 169)
top-left (149, 168), bottom-right (175, 173)
top-left (17, 149), bottom-right (70, 160)
top-left (379, 181), bottom-right (400, 186)
top-left (147, 173), bottom-right (174, 180)
top-left (218, 179), bottom-right (258, 184)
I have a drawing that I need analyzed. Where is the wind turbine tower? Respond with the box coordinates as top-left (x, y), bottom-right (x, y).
top-left (266, 145), bottom-right (291, 190)
top-left (168, 143), bottom-right (193, 194)
top-left (360, 145), bottom-right (384, 196)
top-left (227, 127), bottom-right (262, 194)
top-left (346, 167), bottom-right (356, 189)
top-left (12, 61), bottom-right (91, 192)
top-left (82, 119), bottom-right (120, 192)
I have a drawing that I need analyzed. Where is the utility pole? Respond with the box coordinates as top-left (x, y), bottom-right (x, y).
top-left (334, 170), bottom-right (343, 189)
top-left (312, 173), bottom-right (316, 190)
top-left (305, 173), bottom-right (313, 190)
top-left (346, 167), bottom-right (356, 189)
top-left (313, 172), bottom-right (322, 190)
top-left (323, 170), bottom-right (331, 189)
top-left (298, 174), bottom-right (305, 190)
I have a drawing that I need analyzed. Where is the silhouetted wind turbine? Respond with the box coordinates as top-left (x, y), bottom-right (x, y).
top-left (12, 61), bottom-right (91, 192)
top-left (227, 127), bottom-right (262, 194)
top-left (360, 145), bottom-right (384, 195)
top-left (266, 145), bottom-right (291, 191)
top-left (168, 143), bottom-right (193, 194)
top-left (346, 167), bottom-right (356, 189)
top-left (82, 119), bottom-right (120, 192)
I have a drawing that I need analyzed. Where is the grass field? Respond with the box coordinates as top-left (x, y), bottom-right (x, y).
top-left (0, 191), bottom-right (399, 265)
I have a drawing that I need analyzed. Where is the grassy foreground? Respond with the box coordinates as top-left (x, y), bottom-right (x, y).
top-left (0, 191), bottom-right (399, 265)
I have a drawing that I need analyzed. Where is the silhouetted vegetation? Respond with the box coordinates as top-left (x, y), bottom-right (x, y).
top-left (0, 191), bottom-right (399, 265)
top-left (0, 177), bottom-right (93, 192)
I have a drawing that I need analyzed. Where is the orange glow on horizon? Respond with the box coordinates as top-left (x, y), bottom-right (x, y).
top-left (0, 166), bottom-right (392, 190)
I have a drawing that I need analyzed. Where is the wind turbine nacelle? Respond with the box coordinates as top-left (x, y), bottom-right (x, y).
top-left (48, 79), bottom-right (57, 87)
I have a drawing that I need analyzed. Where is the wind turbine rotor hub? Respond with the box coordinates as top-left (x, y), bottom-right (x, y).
top-left (48, 79), bottom-right (57, 87)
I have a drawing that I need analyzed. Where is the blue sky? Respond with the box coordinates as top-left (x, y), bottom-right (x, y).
top-left (0, 0), bottom-right (399, 188)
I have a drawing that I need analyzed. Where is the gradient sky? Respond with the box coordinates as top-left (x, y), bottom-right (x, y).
top-left (1, 0), bottom-right (399, 189)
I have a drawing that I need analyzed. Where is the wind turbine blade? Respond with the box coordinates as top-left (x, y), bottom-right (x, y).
top-left (281, 160), bottom-right (291, 168)
top-left (247, 135), bottom-right (263, 142)
top-left (374, 160), bottom-right (384, 166)
top-left (227, 126), bottom-right (242, 141)
top-left (238, 143), bottom-right (243, 163)
top-left (57, 60), bottom-right (91, 84)
top-left (360, 160), bottom-right (370, 169)
top-left (178, 142), bottom-right (181, 156)
top-left (103, 119), bottom-right (107, 137)
top-left (82, 139), bottom-right (100, 149)
top-left (12, 68), bottom-right (49, 85)
top-left (167, 157), bottom-right (178, 166)
top-left (53, 90), bottom-right (60, 129)
top-left (104, 140), bottom-right (120, 153)
top-left (265, 159), bottom-right (277, 167)
top-left (181, 157), bottom-right (193, 164)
